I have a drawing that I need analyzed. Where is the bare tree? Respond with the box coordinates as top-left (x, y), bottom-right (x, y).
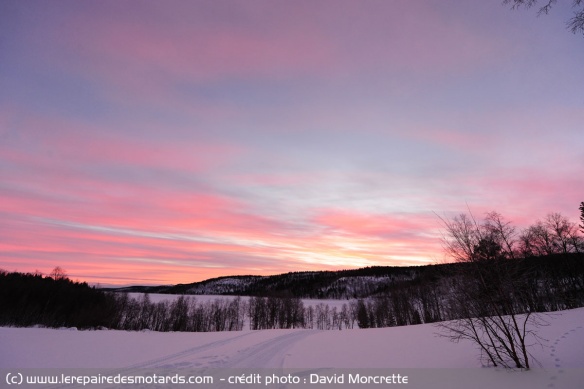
top-left (315, 303), bottom-right (331, 330)
top-left (504, 0), bottom-right (584, 34)
top-left (305, 305), bottom-right (314, 329)
top-left (518, 225), bottom-right (538, 257)
top-left (356, 299), bottom-right (370, 329)
top-left (579, 202), bottom-right (584, 233)
top-left (522, 221), bottom-right (558, 256)
top-left (341, 303), bottom-right (352, 329)
top-left (484, 211), bottom-right (517, 259)
top-left (49, 266), bottom-right (68, 281)
top-left (519, 213), bottom-right (583, 256)
top-left (544, 213), bottom-right (579, 254)
top-left (437, 211), bottom-right (544, 369)
top-left (439, 213), bottom-right (481, 263)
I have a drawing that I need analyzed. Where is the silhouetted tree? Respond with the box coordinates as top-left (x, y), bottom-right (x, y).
top-left (304, 305), bottom-right (314, 329)
top-left (474, 237), bottom-right (503, 262)
top-left (315, 303), bottom-right (331, 330)
top-left (580, 202), bottom-right (584, 233)
top-left (356, 299), bottom-right (370, 329)
top-left (49, 266), bottom-right (68, 281)
top-left (544, 213), bottom-right (579, 254)
top-left (504, 0), bottom-right (584, 34)
top-left (169, 296), bottom-right (189, 331)
top-left (437, 211), bottom-right (542, 369)
top-left (249, 296), bottom-right (269, 330)
top-left (519, 213), bottom-right (583, 256)
top-left (341, 303), bottom-right (352, 329)
top-left (484, 211), bottom-right (517, 259)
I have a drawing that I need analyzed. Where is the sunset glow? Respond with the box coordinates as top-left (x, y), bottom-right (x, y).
top-left (1, 1), bottom-right (583, 285)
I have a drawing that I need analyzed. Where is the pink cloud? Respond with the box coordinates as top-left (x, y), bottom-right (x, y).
top-left (4, 114), bottom-right (242, 172)
top-left (32, 4), bottom-right (339, 117)
top-left (228, 172), bottom-right (324, 187)
top-left (1, 183), bottom-right (448, 284)
top-left (4, 2), bottom-right (581, 286)
top-left (63, 3), bottom-right (338, 81)
top-left (24, 1), bottom-right (514, 120)
top-left (404, 126), bottom-right (498, 151)
top-left (314, 209), bottom-right (422, 237)
top-left (309, 208), bottom-right (444, 264)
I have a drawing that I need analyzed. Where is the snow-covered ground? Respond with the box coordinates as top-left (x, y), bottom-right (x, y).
top-left (1, 305), bottom-right (583, 388)
top-left (128, 292), bottom-right (351, 311)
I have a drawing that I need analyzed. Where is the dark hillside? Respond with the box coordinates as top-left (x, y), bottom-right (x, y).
top-left (109, 255), bottom-right (583, 302)
top-left (2, 253), bottom-right (583, 332)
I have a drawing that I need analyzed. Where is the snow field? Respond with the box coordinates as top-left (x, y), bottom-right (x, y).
top-left (1, 300), bottom-right (583, 389)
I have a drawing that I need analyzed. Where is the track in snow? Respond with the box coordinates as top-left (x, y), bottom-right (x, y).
top-left (115, 331), bottom-right (255, 371)
top-left (219, 330), bottom-right (317, 368)
top-left (113, 329), bottom-right (317, 372)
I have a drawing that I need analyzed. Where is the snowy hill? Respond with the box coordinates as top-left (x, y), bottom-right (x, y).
top-left (111, 265), bottom-right (432, 298)
top-left (110, 255), bottom-right (584, 303)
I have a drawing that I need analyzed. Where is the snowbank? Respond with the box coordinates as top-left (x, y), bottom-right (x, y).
top-left (1, 307), bottom-right (583, 388)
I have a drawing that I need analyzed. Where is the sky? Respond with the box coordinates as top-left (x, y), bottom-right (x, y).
top-left (1, 0), bottom-right (583, 286)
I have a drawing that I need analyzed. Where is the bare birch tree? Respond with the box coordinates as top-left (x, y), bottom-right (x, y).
top-left (504, 0), bottom-right (584, 34)
top-left (436, 211), bottom-right (544, 369)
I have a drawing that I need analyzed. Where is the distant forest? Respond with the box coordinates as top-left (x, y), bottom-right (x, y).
top-left (1, 253), bottom-right (582, 332)
top-left (1, 207), bottom-right (583, 332)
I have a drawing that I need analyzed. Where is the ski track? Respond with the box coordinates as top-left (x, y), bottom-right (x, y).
top-left (115, 331), bottom-right (255, 372)
top-left (42, 331), bottom-right (260, 389)
top-left (219, 330), bottom-right (317, 369)
top-left (106, 330), bottom-right (318, 389)
top-left (114, 329), bottom-right (317, 372)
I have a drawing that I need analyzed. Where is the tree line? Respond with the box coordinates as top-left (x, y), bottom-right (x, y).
top-left (0, 269), bottom-right (400, 332)
top-left (0, 270), bottom-right (247, 332)
top-left (1, 208), bottom-right (583, 339)
top-left (1, 255), bottom-right (582, 334)
top-left (126, 265), bottom-right (430, 299)
top-left (435, 208), bottom-right (584, 369)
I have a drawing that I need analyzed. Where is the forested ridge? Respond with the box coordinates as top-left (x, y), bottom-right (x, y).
top-left (112, 265), bottom-right (429, 299)
top-left (1, 252), bottom-right (583, 332)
